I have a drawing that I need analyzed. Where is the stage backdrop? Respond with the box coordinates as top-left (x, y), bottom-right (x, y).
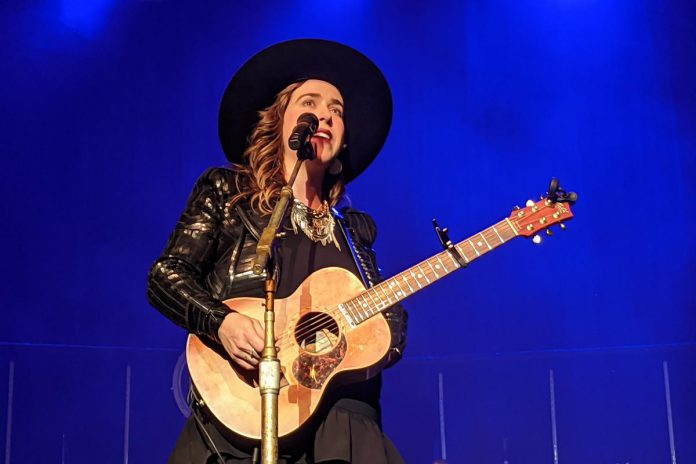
top-left (1, 0), bottom-right (695, 462)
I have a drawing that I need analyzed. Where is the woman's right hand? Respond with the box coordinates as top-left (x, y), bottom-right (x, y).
top-left (218, 312), bottom-right (265, 370)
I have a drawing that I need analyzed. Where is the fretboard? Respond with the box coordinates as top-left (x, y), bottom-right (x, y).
top-left (337, 218), bottom-right (520, 327)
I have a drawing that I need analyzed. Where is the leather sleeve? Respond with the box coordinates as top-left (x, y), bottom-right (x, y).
top-left (146, 168), bottom-right (233, 343)
top-left (343, 209), bottom-right (408, 369)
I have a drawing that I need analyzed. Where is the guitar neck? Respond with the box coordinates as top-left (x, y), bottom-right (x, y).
top-left (338, 218), bottom-right (520, 327)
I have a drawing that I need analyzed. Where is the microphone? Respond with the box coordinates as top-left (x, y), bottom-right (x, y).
top-left (288, 113), bottom-right (319, 152)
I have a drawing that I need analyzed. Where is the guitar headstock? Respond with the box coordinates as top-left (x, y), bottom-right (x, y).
top-left (508, 178), bottom-right (577, 239)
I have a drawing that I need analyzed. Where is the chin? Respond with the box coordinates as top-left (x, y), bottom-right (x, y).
top-left (313, 149), bottom-right (336, 164)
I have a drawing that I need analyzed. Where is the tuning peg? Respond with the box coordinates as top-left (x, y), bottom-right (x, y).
top-left (532, 234), bottom-right (542, 244)
top-left (513, 205), bottom-right (521, 210)
top-left (525, 199), bottom-right (535, 207)
top-left (559, 223), bottom-right (566, 230)
top-left (546, 229), bottom-right (553, 236)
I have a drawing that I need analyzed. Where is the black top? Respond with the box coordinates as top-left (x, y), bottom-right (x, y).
top-left (276, 219), bottom-right (383, 413)
top-left (276, 218), bottom-right (360, 299)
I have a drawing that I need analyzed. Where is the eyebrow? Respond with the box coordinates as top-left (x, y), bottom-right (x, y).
top-left (294, 92), bottom-right (344, 107)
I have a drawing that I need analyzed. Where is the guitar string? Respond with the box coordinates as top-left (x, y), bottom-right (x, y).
top-left (273, 224), bottom-right (517, 349)
top-left (265, 215), bottom-right (558, 354)
top-left (280, 220), bottom-right (516, 341)
top-left (276, 241), bottom-right (471, 345)
top-left (273, 254), bottom-right (460, 349)
top-left (266, 234), bottom-right (490, 360)
top-left (272, 221), bottom-right (521, 349)
top-left (268, 219), bottom-right (532, 348)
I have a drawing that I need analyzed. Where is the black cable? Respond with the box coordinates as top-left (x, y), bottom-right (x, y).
top-left (188, 389), bottom-right (226, 464)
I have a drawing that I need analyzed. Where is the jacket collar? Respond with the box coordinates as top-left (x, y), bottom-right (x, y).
top-left (233, 204), bottom-right (373, 289)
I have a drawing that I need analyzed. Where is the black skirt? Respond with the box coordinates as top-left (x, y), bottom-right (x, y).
top-left (168, 399), bottom-right (404, 464)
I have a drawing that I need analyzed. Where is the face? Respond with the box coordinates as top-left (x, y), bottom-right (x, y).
top-left (282, 79), bottom-right (345, 166)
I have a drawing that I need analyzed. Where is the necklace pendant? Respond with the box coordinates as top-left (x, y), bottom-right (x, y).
top-left (290, 199), bottom-right (341, 251)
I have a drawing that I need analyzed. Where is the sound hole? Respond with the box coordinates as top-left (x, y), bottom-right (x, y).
top-left (294, 311), bottom-right (340, 355)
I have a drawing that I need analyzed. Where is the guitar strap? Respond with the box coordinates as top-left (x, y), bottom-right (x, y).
top-left (333, 210), bottom-right (373, 289)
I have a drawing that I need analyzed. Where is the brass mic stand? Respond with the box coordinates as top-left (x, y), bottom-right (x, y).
top-left (252, 146), bottom-right (310, 464)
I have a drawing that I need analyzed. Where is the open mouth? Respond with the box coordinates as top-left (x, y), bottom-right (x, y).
top-left (313, 130), bottom-right (332, 141)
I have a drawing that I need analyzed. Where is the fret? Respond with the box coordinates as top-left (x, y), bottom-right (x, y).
top-left (358, 294), bottom-right (372, 314)
top-left (417, 264), bottom-right (431, 284)
top-left (374, 288), bottom-right (388, 308)
top-left (394, 275), bottom-right (406, 296)
top-left (468, 240), bottom-right (481, 257)
top-left (367, 303), bottom-right (377, 318)
top-left (347, 300), bottom-right (362, 322)
top-left (373, 283), bottom-right (392, 305)
top-left (453, 244), bottom-right (470, 264)
top-left (349, 301), bottom-right (363, 323)
top-left (504, 217), bottom-right (519, 236)
top-left (338, 303), bottom-right (356, 327)
top-left (354, 299), bottom-right (368, 319)
top-left (392, 277), bottom-right (406, 298)
top-left (485, 233), bottom-right (497, 248)
top-left (401, 274), bottom-right (414, 293)
top-left (409, 269), bottom-right (423, 288)
top-left (342, 300), bottom-right (356, 322)
top-left (492, 225), bottom-right (504, 243)
top-left (451, 251), bottom-right (463, 269)
top-left (365, 289), bottom-right (380, 312)
top-left (359, 298), bottom-right (372, 318)
top-left (380, 283), bottom-right (394, 304)
top-left (360, 299), bottom-right (373, 319)
top-left (426, 259), bottom-right (440, 278)
top-left (386, 280), bottom-right (401, 300)
top-left (356, 299), bottom-right (369, 322)
top-left (435, 254), bottom-right (451, 272)
top-left (479, 233), bottom-right (493, 250)
top-left (435, 256), bottom-right (448, 273)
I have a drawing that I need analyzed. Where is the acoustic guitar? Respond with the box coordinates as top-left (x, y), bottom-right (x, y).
top-left (186, 181), bottom-right (576, 439)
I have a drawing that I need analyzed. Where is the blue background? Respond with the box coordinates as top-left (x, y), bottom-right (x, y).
top-left (1, 0), bottom-right (695, 462)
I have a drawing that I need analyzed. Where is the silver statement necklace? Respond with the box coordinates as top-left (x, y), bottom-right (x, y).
top-left (290, 199), bottom-right (341, 251)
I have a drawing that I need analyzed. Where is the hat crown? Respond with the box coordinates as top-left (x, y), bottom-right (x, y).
top-left (218, 39), bottom-right (392, 183)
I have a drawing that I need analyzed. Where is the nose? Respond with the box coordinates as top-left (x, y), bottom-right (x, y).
top-left (317, 106), bottom-right (333, 127)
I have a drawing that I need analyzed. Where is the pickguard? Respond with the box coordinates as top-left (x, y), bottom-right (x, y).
top-left (292, 335), bottom-right (347, 389)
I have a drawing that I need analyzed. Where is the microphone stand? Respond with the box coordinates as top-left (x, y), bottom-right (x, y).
top-left (252, 143), bottom-right (313, 464)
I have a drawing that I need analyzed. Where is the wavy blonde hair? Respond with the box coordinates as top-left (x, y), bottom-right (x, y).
top-left (230, 81), bottom-right (346, 215)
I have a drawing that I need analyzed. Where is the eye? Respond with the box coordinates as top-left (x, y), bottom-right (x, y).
top-left (302, 99), bottom-right (315, 107)
top-left (330, 107), bottom-right (343, 117)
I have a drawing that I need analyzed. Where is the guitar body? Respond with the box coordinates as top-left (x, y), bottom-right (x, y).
top-left (186, 267), bottom-right (391, 440)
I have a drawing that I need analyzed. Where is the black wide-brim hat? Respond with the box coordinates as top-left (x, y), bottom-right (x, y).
top-left (218, 39), bottom-right (392, 183)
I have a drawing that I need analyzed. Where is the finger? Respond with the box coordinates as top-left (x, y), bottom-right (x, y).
top-left (232, 353), bottom-right (256, 370)
top-left (248, 334), bottom-right (265, 355)
top-left (221, 341), bottom-right (238, 361)
top-left (242, 347), bottom-right (260, 362)
top-left (251, 319), bottom-right (265, 341)
top-left (247, 348), bottom-right (261, 360)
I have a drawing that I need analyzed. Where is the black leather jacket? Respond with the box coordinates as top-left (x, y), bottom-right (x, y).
top-left (147, 167), bottom-right (407, 366)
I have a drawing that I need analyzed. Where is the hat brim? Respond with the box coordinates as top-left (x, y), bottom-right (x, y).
top-left (218, 39), bottom-right (392, 183)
